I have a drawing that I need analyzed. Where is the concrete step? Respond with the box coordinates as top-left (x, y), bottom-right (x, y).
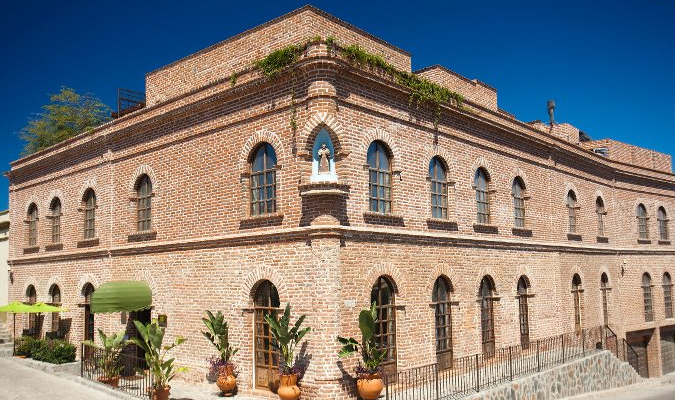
top-left (0, 348), bottom-right (12, 357)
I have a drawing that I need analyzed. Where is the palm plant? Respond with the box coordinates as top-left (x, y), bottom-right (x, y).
top-left (264, 303), bottom-right (311, 375)
top-left (201, 310), bottom-right (238, 363)
top-left (337, 303), bottom-right (386, 375)
top-left (83, 329), bottom-right (126, 379)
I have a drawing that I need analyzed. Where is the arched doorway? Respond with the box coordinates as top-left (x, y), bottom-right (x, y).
top-left (254, 280), bottom-right (280, 390)
top-left (371, 276), bottom-right (397, 375)
top-left (432, 276), bottom-right (453, 369)
top-left (82, 283), bottom-right (95, 342)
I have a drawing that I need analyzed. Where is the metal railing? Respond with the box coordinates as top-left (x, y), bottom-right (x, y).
top-left (384, 326), bottom-right (614, 400)
top-left (81, 343), bottom-right (152, 399)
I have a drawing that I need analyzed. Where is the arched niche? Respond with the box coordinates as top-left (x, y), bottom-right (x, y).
top-left (310, 128), bottom-right (338, 182)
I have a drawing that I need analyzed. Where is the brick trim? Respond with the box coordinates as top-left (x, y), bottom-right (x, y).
top-left (241, 266), bottom-right (288, 308)
top-left (300, 112), bottom-right (345, 157)
top-left (364, 262), bottom-right (406, 299)
top-left (239, 128), bottom-right (285, 172)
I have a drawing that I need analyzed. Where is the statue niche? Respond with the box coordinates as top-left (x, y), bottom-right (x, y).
top-left (310, 128), bottom-right (338, 182)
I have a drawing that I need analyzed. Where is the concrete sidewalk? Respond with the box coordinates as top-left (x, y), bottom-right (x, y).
top-left (564, 372), bottom-right (675, 400)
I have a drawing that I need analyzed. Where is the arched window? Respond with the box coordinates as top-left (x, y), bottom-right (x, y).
top-left (136, 175), bottom-right (153, 232)
top-left (367, 141), bottom-right (392, 214)
top-left (658, 207), bottom-right (669, 241)
top-left (600, 273), bottom-right (609, 326)
top-left (253, 280), bottom-right (280, 390)
top-left (479, 276), bottom-right (496, 355)
top-left (50, 198), bottom-right (62, 244)
top-left (26, 285), bottom-right (37, 336)
top-left (371, 276), bottom-right (396, 374)
top-left (27, 203), bottom-right (38, 247)
top-left (637, 204), bottom-right (648, 240)
top-left (567, 191), bottom-right (578, 234)
top-left (49, 284), bottom-right (61, 333)
top-left (429, 157), bottom-right (448, 219)
top-left (642, 273), bottom-right (653, 322)
top-left (512, 178), bottom-right (525, 228)
top-left (596, 197), bottom-right (606, 237)
top-left (432, 277), bottom-right (452, 369)
top-left (517, 276), bottom-right (530, 349)
top-left (571, 274), bottom-right (583, 332)
top-left (83, 189), bottom-right (96, 239)
top-left (664, 273), bottom-right (673, 319)
top-left (250, 143), bottom-right (277, 216)
top-left (475, 169), bottom-right (490, 224)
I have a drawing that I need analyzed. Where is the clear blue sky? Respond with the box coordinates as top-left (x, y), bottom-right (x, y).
top-left (1, 1), bottom-right (674, 211)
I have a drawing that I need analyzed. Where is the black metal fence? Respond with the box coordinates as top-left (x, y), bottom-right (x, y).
top-left (81, 343), bottom-right (153, 399)
top-left (384, 326), bottom-right (632, 400)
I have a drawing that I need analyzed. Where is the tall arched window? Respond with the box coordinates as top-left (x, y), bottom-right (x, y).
top-left (136, 175), bottom-right (152, 232)
top-left (664, 273), bottom-right (673, 319)
top-left (371, 276), bottom-right (396, 374)
top-left (479, 276), bottom-right (496, 355)
top-left (658, 207), bottom-right (669, 241)
top-left (429, 157), bottom-right (448, 219)
top-left (571, 274), bottom-right (583, 332)
top-left (250, 143), bottom-right (277, 216)
top-left (637, 204), bottom-right (648, 240)
top-left (367, 141), bottom-right (392, 214)
top-left (83, 189), bottom-right (96, 239)
top-left (50, 198), bottom-right (62, 244)
top-left (475, 169), bottom-right (490, 224)
top-left (600, 273), bottom-right (609, 326)
top-left (517, 276), bottom-right (530, 349)
top-left (432, 277), bottom-right (452, 369)
top-left (642, 273), bottom-right (653, 322)
top-left (567, 191), bottom-right (578, 234)
top-left (254, 280), bottom-right (280, 390)
top-left (26, 285), bottom-right (37, 336)
top-left (596, 197), bottom-right (606, 237)
top-left (49, 284), bottom-right (61, 333)
top-left (27, 203), bottom-right (38, 247)
top-left (82, 283), bottom-right (95, 357)
top-left (512, 177), bottom-right (525, 228)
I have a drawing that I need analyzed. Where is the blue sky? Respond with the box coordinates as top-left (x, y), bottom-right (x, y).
top-left (1, 1), bottom-right (674, 211)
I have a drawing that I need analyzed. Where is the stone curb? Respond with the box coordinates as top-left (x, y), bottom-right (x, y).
top-left (562, 372), bottom-right (675, 400)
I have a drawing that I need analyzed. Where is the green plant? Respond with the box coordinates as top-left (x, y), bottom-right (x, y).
top-left (127, 319), bottom-right (187, 390)
top-left (326, 36), bottom-right (336, 48)
top-left (264, 303), bottom-right (311, 375)
top-left (229, 72), bottom-right (237, 87)
top-left (201, 310), bottom-right (238, 363)
top-left (337, 303), bottom-right (386, 375)
top-left (255, 44), bottom-right (303, 80)
top-left (33, 339), bottom-right (76, 364)
top-left (84, 329), bottom-right (126, 378)
top-left (15, 336), bottom-right (37, 357)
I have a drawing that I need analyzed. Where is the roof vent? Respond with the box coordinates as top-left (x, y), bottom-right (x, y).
top-left (593, 147), bottom-right (609, 157)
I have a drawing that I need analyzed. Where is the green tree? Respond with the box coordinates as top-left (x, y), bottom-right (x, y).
top-left (20, 86), bottom-right (111, 155)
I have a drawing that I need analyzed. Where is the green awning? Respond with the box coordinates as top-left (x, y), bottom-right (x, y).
top-left (91, 281), bottom-right (152, 313)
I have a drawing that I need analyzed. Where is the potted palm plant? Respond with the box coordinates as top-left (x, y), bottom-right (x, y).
top-left (337, 303), bottom-right (386, 400)
top-left (127, 319), bottom-right (187, 400)
top-left (202, 310), bottom-right (238, 395)
top-left (84, 329), bottom-right (126, 387)
top-left (264, 303), bottom-right (311, 400)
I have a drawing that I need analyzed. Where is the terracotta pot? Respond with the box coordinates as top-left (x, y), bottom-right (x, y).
top-left (357, 373), bottom-right (384, 400)
top-left (97, 376), bottom-right (120, 388)
top-left (277, 373), bottom-right (301, 400)
top-left (150, 386), bottom-right (171, 400)
top-left (14, 356), bottom-right (26, 359)
top-left (216, 372), bottom-right (237, 394)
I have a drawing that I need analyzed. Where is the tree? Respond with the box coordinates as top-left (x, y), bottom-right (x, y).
top-left (20, 86), bottom-right (111, 155)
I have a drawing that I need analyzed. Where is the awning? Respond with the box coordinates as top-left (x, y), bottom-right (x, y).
top-left (91, 281), bottom-right (152, 313)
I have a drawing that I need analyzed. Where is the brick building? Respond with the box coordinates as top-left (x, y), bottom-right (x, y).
top-left (5, 5), bottom-right (675, 399)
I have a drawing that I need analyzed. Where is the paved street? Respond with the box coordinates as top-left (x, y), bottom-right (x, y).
top-left (565, 373), bottom-right (675, 400)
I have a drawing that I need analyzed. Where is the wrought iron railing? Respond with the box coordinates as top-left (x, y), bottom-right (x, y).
top-left (81, 343), bottom-right (152, 399)
top-left (384, 326), bottom-right (622, 400)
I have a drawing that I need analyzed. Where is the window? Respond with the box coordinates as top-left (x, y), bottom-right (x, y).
top-left (480, 276), bottom-right (496, 356)
top-left (367, 141), bottom-right (392, 214)
top-left (429, 157), bottom-right (448, 219)
top-left (26, 285), bottom-right (37, 336)
top-left (567, 191), bottom-right (578, 234)
top-left (596, 197), bottom-right (605, 237)
top-left (664, 273), bottom-right (673, 319)
top-left (600, 273), bottom-right (609, 326)
top-left (250, 143), bottom-right (277, 216)
top-left (27, 203), bottom-right (38, 247)
top-left (83, 189), bottom-right (96, 239)
top-left (82, 283), bottom-right (95, 356)
top-left (475, 169), bottom-right (490, 224)
top-left (432, 277), bottom-right (452, 369)
top-left (642, 273), bottom-right (653, 322)
top-left (572, 274), bottom-right (583, 332)
top-left (253, 280), bottom-right (280, 390)
top-left (372, 276), bottom-right (396, 374)
top-left (50, 199), bottom-right (62, 244)
top-left (637, 204), bottom-right (648, 240)
top-left (137, 175), bottom-right (153, 232)
top-left (49, 284), bottom-right (61, 333)
top-left (517, 276), bottom-right (530, 349)
top-left (658, 207), bottom-right (669, 241)
top-left (513, 178), bottom-right (526, 228)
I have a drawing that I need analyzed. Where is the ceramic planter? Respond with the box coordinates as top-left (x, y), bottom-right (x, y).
top-left (97, 375), bottom-right (120, 388)
top-left (277, 373), bottom-right (301, 400)
top-left (357, 373), bottom-right (384, 400)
